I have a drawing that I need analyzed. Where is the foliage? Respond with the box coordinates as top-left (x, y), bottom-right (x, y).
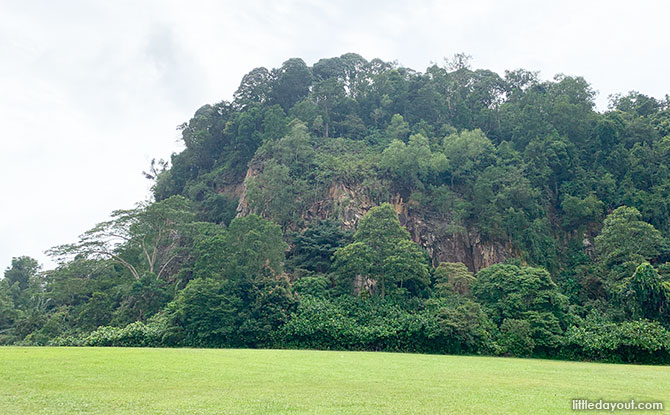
top-left (498, 319), bottom-right (535, 357)
top-left (164, 278), bottom-right (244, 347)
top-left (289, 220), bottom-right (352, 274)
top-left (472, 264), bottom-right (570, 351)
top-left (48, 196), bottom-right (196, 281)
top-left (442, 129), bottom-right (494, 187)
top-left (431, 298), bottom-right (496, 354)
top-left (563, 318), bottom-right (670, 364)
top-left (595, 206), bottom-right (664, 272)
top-left (292, 275), bottom-right (330, 298)
top-left (3, 256), bottom-right (40, 292)
top-left (194, 214), bottom-right (287, 282)
top-left (5, 54), bottom-right (670, 365)
top-left (82, 321), bottom-right (165, 347)
top-left (380, 134), bottom-right (448, 191)
top-left (333, 204), bottom-right (430, 297)
top-left (434, 262), bottom-right (475, 296)
top-left (619, 262), bottom-right (669, 324)
top-left (561, 195), bottom-right (603, 230)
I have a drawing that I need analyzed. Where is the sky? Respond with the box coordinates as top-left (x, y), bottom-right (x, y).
top-left (1, 0), bottom-right (668, 271)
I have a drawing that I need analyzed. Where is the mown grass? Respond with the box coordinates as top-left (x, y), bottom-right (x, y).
top-left (0, 347), bottom-right (668, 414)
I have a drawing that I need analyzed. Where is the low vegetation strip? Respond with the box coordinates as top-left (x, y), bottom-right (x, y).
top-left (0, 347), bottom-right (667, 414)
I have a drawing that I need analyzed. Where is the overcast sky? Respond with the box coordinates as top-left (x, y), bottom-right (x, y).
top-left (1, 0), bottom-right (668, 271)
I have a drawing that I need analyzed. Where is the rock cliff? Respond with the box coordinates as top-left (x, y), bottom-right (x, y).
top-left (235, 164), bottom-right (514, 272)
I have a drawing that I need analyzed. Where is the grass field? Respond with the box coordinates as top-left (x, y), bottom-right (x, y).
top-left (0, 347), bottom-right (668, 414)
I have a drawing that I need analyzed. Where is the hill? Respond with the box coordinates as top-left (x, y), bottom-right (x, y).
top-left (1, 54), bottom-right (670, 363)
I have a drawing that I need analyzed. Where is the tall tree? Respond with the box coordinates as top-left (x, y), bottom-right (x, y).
top-left (3, 256), bottom-right (40, 292)
top-left (434, 262), bottom-right (475, 296)
top-left (595, 206), bottom-right (664, 280)
top-left (49, 196), bottom-right (196, 282)
top-left (233, 67), bottom-right (272, 109)
top-left (333, 203), bottom-right (430, 297)
top-left (620, 263), bottom-right (669, 323)
top-left (472, 264), bottom-right (570, 351)
top-left (270, 58), bottom-right (313, 111)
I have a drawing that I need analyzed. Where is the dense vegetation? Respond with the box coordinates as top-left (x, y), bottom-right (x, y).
top-left (2, 53), bottom-right (670, 363)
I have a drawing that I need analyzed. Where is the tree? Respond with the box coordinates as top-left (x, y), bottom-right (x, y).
top-left (445, 53), bottom-right (472, 72)
top-left (383, 239), bottom-right (431, 294)
top-left (442, 129), bottom-right (495, 188)
top-left (245, 160), bottom-right (297, 228)
top-left (114, 272), bottom-right (172, 323)
top-left (48, 196), bottom-right (195, 282)
top-left (385, 114), bottom-right (410, 141)
top-left (0, 257), bottom-right (49, 342)
top-left (0, 282), bottom-right (18, 341)
top-left (354, 203), bottom-right (410, 256)
top-left (2, 256), bottom-right (43, 312)
top-left (272, 122), bottom-right (316, 176)
top-left (194, 214), bottom-right (287, 282)
top-left (233, 67), bottom-right (272, 109)
top-left (290, 220), bottom-right (351, 274)
top-left (333, 204), bottom-right (430, 297)
top-left (225, 214), bottom-right (287, 279)
top-left (246, 122), bottom-right (317, 228)
top-left (472, 165), bottom-right (540, 241)
top-left (434, 262), bottom-right (475, 296)
top-left (620, 263), bottom-right (669, 323)
top-left (380, 134), bottom-right (448, 190)
top-left (311, 77), bottom-right (345, 138)
top-left (168, 216), bottom-right (294, 347)
top-left (432, 298), bottom-right (495, 354)
top-left (312, 56), bottom-right (347, 81)
top-left (77, 291), bottom-right (114, 330)
top-left (523, 133), bottom-right (574, 195)
top-left (498, 318), bottom-right (534, 357)
top-left (561, 195), bottom-right (603, 230)
top-left (332, 241), bottom-right (375, 295)
top-left (472, 264), bottom-right (570, 351)
top-left (166, 278), bottom-right (244, 347)
top-left (241, 273), bottom-right (298, 346)
top-left (270, 58), bottom-right (313, 111)
top-left (595, 206), bottom-right (664, 281)
top-left (262, 105), bottom-right (289, 142)
top-left (3, 256), bottom-right (40, 292)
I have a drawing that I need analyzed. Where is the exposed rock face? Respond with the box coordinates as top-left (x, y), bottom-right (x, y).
top-left (318, 183), bottom-right (514, 271)
top-left (405, 217), bottom-right (514, 272)
top-left (233, 160), bottom-right (262, 216)
top-left (235, 166), bottom-right (513, 272)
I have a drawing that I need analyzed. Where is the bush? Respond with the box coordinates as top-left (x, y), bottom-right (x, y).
top-left (164, 278), bottom-right (244, 348)
top-left (82, 321), bottom-right (165, 347)
top-left (498, 319), bottom-right (534, 357)
top-left (562, 319), bottom-right (670, 364)
top-left (293, 276), bottom-right (330, 298)
top-left (431, 299), bottom-right (496, 355)
top-left (278, 296), bottom-right (496, 355)
top-left (472, 264), bottom-right (571, 353)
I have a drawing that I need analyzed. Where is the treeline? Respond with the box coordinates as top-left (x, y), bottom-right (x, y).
top-left (2, 203), bottom-right (669, 363)
top-left (2, 53), bottom-right (670, 363)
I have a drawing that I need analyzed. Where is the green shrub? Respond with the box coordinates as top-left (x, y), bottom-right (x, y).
top-left (293, 276), bottom-right (330, 298)
top-left (498, 319), bottom-right (534, 357)
top-left (563, 319), bottom-right (670, 364)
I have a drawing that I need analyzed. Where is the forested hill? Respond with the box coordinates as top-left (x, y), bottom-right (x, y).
top-left (155, 53), bottom-right (670, 274)
top-left (2, 53), bottom-right (670, 363)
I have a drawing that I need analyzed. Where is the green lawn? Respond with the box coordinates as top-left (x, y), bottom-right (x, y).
top-left (0, 347), bottom-right (667, 414)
